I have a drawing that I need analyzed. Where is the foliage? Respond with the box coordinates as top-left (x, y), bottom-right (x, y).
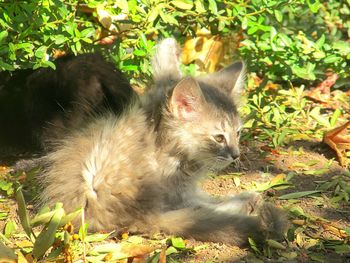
top-left (239, 0), bottom-right (350, 84)
top-left (1, 1), bottom-right (350, 85)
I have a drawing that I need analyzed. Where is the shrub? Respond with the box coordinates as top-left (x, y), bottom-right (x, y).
top-left (1, 0), bottom-right (349, 87)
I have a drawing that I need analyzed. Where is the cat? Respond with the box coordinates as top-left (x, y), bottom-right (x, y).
top-left (0, 54), bottom-right (135, 155)
top-left (39, 39), bottom-right (286, 246)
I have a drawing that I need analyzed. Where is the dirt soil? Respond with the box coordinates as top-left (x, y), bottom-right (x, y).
top-left (0, 138), bottom-right (349, 263)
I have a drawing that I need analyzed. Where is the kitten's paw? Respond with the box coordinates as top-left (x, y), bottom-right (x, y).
top-left (242, 192), bottom-right (263, 215)
top-left (257, 202), bottom-right (288, 240)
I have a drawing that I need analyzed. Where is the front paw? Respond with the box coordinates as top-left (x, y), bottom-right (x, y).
top-left (235, 192), bottom-right (263, 215)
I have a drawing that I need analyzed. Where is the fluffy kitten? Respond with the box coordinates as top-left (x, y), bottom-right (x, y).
top-left (39, 39), bottom-right (286, 246)
top-left (0, 54), bottom-right (135, 153)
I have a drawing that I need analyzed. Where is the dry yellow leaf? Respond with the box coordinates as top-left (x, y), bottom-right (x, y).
top-left (182, 35), bottom-right (224, 73)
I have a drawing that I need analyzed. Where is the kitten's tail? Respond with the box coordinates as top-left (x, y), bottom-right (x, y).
top-left (156, 202), bottom-right (287, 246)
top-left (152, 38), bottom-right (182, 85)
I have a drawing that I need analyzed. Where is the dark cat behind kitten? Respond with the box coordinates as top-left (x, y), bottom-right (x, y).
top-left (39, 39), bottom-right (286, 246)
top-left (0, 54), bottom-right (135, 153)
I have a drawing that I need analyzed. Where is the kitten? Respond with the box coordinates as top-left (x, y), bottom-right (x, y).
top-left (39, 39), bottom-right (286, 246)
top-left (0, 54), bottom-right (135, 154)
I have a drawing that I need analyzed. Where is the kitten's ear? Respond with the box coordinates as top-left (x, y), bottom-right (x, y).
top-left (214, 61), bottom-right (245, 96)
top-left (170, 77), bottom-right (204, 120)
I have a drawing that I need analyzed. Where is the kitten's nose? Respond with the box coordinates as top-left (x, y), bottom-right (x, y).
top-left (229, 148), bottom-right (240, 161)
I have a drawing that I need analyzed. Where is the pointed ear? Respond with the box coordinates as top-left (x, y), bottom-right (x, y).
top-left (169, 77), bottom-right (204, 120)
top-left (214, 61), bottom-right (245, 96)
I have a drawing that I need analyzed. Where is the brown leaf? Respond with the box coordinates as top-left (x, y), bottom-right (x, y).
top-left (52, 49), bottom-right (66, 59)
top-left (182, 31), bottom-right (224, 73)
top-left (158, 246), bottom-right (167, 263)
top-left (97, 35), bottom-right (117, 45)
top-left (292, 219), bottom-right (306, 226)
top-left (320, 222), bottom-right (348, 238)
top-left (323, 121), bottom-right (350, 167)
top-left (305, 73), bottom-right (338, 105)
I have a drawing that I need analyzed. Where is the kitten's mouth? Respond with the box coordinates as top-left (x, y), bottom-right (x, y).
top-left (209, 157), bottom-right (236, 171)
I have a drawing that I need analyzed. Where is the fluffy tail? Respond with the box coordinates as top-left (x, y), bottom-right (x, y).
top-left (152, 38), bottom-right (182, 86)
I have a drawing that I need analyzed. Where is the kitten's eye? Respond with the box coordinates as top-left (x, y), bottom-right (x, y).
top-left (213, 134), bottom-right (226, 143)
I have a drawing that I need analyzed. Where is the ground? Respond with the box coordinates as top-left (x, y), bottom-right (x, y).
top-left (0, 136), bottom-right (349, 263)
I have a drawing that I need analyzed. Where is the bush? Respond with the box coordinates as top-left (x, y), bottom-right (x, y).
top-left (1, 0), bottom-right (349, 87)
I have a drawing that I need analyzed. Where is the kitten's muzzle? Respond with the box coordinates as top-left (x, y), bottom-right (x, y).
top-left (226, 147), bottom-right (240, 162)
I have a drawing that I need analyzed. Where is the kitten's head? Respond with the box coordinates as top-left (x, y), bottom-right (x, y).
top-left (165, 61), bottom-right (245, 171)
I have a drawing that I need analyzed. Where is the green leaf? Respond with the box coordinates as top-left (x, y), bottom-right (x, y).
top-left (288, 206), bottom-right (306, 217)
top-left (208, 0), bottom-right (217, 14)
top-left (278, 33), bottom-right (292, 46)
top-left (170, 237), bottom-right (186, 249)
top-left (194, 0), bottom-right (206, 13)
top-left (0, 60), bottom-right (15, 71)
top-left (248, 237), bottom-right (261, 255)
top-left (303, 168), bottom-right (328, 175)
top-left (42, 60), bottom-right (56, 70)
top-left (15, 188), bottom-right (32, 240)
top-left (333, 41), bottom-right (350, 55)
top-left (159, 11), bottom-right (178, 25)
top-left (80, 28), bottom-right (95, 38)
top-left (315, 34), bottom-right (325, 48)
top-left (133, 49), bottom-right (146, 56)
top-left (310, 107), bottom-right (330, 127)
top-left (148, 8), bottom-right (159, 23)
top-left (32, 204), bottom-right (64, 259)
top-left (242, 16), bottom-right (248, 30)
top-left (59, 208), bottom-right (82, 227)
top-left (306, 0), bottom-right (321, 13)
top-left (4, 220), bottom-right (17, 238)
top-left (51, 34), bottom-right (66, 45)
top-left (324, 55), bottom-right (342, 64)
top-left (267, 239), bottom-right (286, 250)
top-left (330, 109), bottom-right (341, 127)
top-left (313, 50), bottom-right (325, 59)
top-left (0, 31), bottom-right (8, 43)
top-left (334, 244), bottom-right (350, 254)
top-left (171, 0), bottom-right (193, 10)
top-left (84, 232), bottom-right (113, 243)
top-left (166, 246), bottom-right (178, 255)
top-left (116, 0), bottom-right (129, 12)
top-left (31, 211), bottom-right (55, 227)
top-left (274, 10), bottom-right (283, 22)
top-left (35, 46), bottom-right (47, 59)
top-left (291, 64), bottom-right (316, 80)
top-left (279, 190), bottom-right (322, 200)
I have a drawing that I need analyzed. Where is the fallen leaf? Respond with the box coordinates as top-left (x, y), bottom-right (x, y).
top-left (292, 219), bottom-right (306, 226)
top-left (323, 121), bottom-right (350, 167)
top-left (270, 174), bottom-right (286, 185)
top-left (89, 242), bottom-right (158, 261)
top-left (266, 239), bottom-right (286, 250)
top-left (0, 242), bottom-right (16, 262)
top-left (278, 190), bottom-right (322, 200)
top-left (159, 247), bottom-right (167, 263)
top-left (305, 72), bottom-right (338, 105)
top-left (320, 222), bottom-right (348, 238)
